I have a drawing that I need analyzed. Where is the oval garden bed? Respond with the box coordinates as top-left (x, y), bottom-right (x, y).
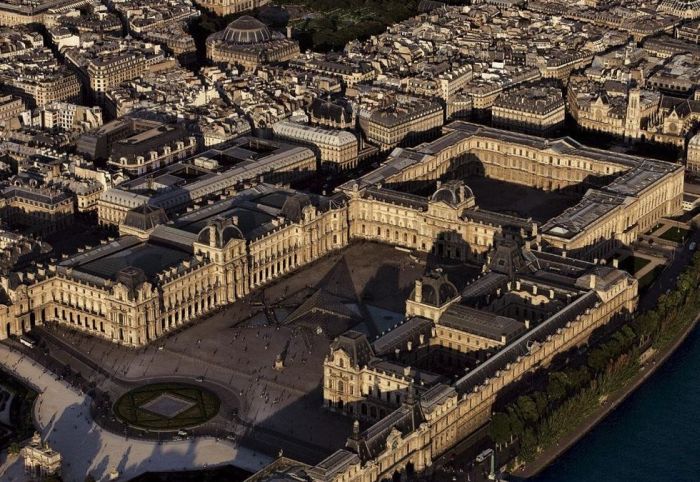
top-left (114, 382), bottom-right (220, 431)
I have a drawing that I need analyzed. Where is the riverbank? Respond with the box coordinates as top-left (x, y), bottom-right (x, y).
top-left (513, 313), bottom-right (700, 479)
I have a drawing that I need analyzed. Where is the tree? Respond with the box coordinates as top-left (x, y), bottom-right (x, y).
top-left (676, 272), bottom-right (695, 299)
top-left (621, 325), bottom-right (636, 343)
top-left (516, 395), bottom-right (539, 424)
top-left (656, 293), bottom-right (672, 317)
top-left (520, 428), bottom-right (538, 462)
top-left (7, 442), bottom-right (20, 455)
top-left (533, 392), bottom-right (548, 419)
top-left (490, 412), bottom-right (511, 448)
top-left (667, 290), bottom-right (683, 311)
top-left (634, 311), bottom-right (659, 343)
top-left (587, 347), bottom-right (609, 373)
top-left (568, 365), bottom-right (590, 389)
top-left (507, 407), bottom-right (524, 438)
top-left (547, 372), bottom-right (569, 403)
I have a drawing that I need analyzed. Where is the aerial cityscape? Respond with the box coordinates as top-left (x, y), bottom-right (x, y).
top-left (0, 0), bottom-right (699, 481)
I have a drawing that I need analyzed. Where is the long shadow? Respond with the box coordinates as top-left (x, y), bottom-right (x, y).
top-left (380, 152), bottom-right (619, 199)
top-left (234, 386), bottom-right (353, 465)
top-left (41, 401), bottom-right (102, 481)
top-left (15, 222), bottom-right (674, 482)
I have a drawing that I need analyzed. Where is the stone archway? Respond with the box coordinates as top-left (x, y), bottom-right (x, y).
top-left (406, 462), bottom-right (416, 478)
top-left (5, 322), bottom-right (11, 338)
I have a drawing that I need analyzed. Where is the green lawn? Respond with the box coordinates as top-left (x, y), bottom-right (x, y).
top-left (114, 383), bottom-right (220, 431)
top-left (618, 256), bottom-right (650, 275)
top-left (0, 370), bottom-right (38, 449)
top-left (279, 0), bottom-right (420, 51)
top-left (638, 265), bottom-right (664, 292)
top-left (659, 227), bottom-right (690, 243)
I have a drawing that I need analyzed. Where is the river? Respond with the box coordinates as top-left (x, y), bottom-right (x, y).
top-left (531, 325), bottom-right (700, 482)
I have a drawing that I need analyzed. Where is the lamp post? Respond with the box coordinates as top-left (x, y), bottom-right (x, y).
top-left (488, 451), bottom-right (496, 481)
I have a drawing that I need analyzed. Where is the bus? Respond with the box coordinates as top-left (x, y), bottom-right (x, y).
top-left (19, 334), bottom-right (37, 348)
top-left (475, 448), bottom-right (494, 463)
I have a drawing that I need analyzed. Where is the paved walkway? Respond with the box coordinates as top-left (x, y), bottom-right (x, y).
top-left (0, 344), bottom-right (271, 482)
top-left (628, 251), bottom-right (665, 280)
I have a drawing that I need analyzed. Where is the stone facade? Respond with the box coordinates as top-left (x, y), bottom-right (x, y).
top-left (63, 40), bottom-right (176, 103)
top-left (194, 0), bottom-right (269, 16)
top-left (1, 185), bottom-right (347, 345)
top-left (1, 185), bottom-right (74, 236)
top-left (361, 99), bottom-right (444, 152)
top-left (0, 94), bottom-right (25, 129)
top-left (272, 120), bottom-right (359, 171)
top-left (106, 123), bottom-right (197, 176)
top-left (4, 68), bottom-right (82, 108)
top-left (206, 16), bottom-right (300, 71)
top-left (0, 0), bottom-right (89, 26)
top-left (342, 121), bottom-right (683, 260)
top-left (1, 123), bottom-right (682, 347)
top-left (568, 82), bottom-right (700, 147)
top-left (687, 132), bottom-right (700, 173)
top-left (22, 433), bottom-right (62, 480)
top-left (341, 180), bottom-right (535, 265)
top-left (96, 137), bottom-right (318, 226)
top-left (492, 85), bottom-right (565, 134)
top-left (315, 250), bottom-right (638, 482)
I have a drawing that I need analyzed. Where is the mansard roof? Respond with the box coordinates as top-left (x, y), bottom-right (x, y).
top-left (346, 398), bottom-right (424, 462)
top-left (122, 204), bottom-right (168, 232)
top-left (330, 331), bottom-right (375, 367)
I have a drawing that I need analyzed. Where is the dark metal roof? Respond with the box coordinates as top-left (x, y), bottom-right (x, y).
top-left (346, 400), bottom-right (424, 462)
top-left (372, 316), bottom-right (433, 356)
top-left (330, 331), bottom-right (375, 368)
top-left (122, 204), bottom-right (168, 231)
top-left (71, 240), bottom-right (191, 282)
top-left (454, 290), bottom-right (600, 394)
top-left (439, 304), bottom-right (525, 342)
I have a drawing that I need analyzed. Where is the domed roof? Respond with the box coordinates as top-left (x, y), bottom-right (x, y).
top-left (430, 180), bottom-right (474, 207)
top-left (222, 16), bottom-right (272, 44)
top-left (197, 218), bottom-right (245, 248)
